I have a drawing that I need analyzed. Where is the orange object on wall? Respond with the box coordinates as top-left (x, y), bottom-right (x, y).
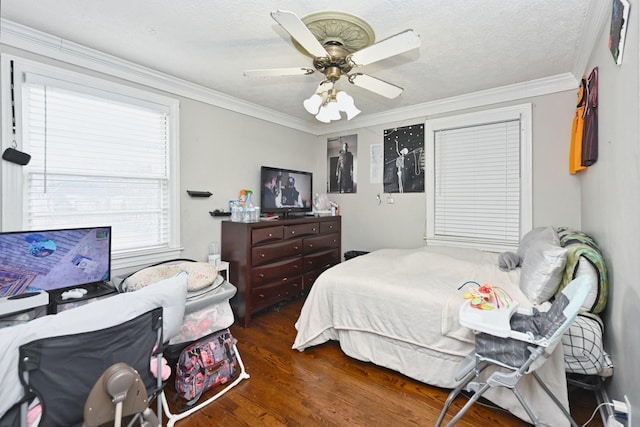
top-left (569, 77), bottom-right (587, 174)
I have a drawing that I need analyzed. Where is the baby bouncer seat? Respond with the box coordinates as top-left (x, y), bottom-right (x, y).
top-left (436, 275), bottom-right (594, 427)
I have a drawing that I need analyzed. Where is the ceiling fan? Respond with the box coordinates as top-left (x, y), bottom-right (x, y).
top-left (244, 10), bottom-right (422, 122)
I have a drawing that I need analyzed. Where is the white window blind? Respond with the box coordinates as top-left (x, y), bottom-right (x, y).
top-left (22, 73), bottom-right (173, 253)
top-left (425, 104), bottom-right (532, 251)
top-left (433, 120), bottom-right (521, 246)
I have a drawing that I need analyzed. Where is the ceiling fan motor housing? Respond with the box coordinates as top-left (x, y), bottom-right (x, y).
top-left (313, 43), bottom-right (353, 81)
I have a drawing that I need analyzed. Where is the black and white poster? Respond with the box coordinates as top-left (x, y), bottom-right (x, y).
top-left (383, 124), bottom-right (424, 193)
top-left (327, 134), bottom-right (357, 194)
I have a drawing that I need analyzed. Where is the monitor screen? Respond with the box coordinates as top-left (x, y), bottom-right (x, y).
top-left (0, 226), bottom-right (111, 298)
top-left (260, 166), bottom-right (313, 217)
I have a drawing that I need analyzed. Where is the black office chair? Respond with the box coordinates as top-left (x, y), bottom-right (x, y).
top-left (16, 307), bottom-right (165, 427)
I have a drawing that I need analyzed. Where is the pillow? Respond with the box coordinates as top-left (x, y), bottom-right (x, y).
top-left (177, 262), bottom-right (219, 291)
top-left (123, 262), bottom-right (218, 292)
top-left (517, 227), bottom-right (560, 260)
top-left (573, 258), bottom-right (599, 313)
top-left (519, 237), bottom-right (567, 304)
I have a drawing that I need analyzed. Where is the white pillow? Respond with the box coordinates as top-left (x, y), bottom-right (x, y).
top-left (517, 227), bottom-right (560, 260)
top-left (574, 258), bottom-right (599, 312)
top-left (519, 238), bottom-right (567, 304)
top-left (123, 262), bottom-right (218, 292)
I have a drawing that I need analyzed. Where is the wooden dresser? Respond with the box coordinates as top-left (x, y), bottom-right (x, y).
top-left (222, 216), bottom-right (341, 327)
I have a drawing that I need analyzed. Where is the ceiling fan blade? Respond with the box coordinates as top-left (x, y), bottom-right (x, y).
top-left (349, 29), bottom-right (421, 67)
top-left (348, 73), bottom-right (404, 99)
top-left (271, 10), bottom-right (328, 58)
top-left (244, 67), bottom-right (315, 78)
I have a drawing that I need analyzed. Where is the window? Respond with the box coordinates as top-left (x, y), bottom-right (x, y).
top-left (1, 57), bottom-right (181, 269)
top-left (424, 104), bottom-right (532, 251)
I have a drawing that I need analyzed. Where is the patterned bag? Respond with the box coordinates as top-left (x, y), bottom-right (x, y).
top-left (174, 328), bottom-right (239, 408)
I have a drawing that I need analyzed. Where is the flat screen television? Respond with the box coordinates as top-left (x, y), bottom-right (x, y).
top-left (0, 226), bottom-right (112, 299)
top-left (260, 166), bottom-right (313, 218)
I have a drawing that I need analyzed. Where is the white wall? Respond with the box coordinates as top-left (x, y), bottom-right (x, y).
top-left (579, 1), bottom-right (640, 412)
top-left (321, 92), bottom-right (582, 255)
top-left (178, 99), bottom-right (321, 262)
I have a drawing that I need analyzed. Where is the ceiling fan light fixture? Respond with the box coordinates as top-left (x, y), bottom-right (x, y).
top-left (335, 91), bottom-right (361, 120)
top-left (315, 106), bottom-right (332, 123)
top-left (303, 93), bottom-right (324, 114)
top-left (324, 100), bottom-right (341, 121)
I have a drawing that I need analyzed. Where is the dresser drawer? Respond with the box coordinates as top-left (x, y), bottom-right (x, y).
top-left (303, 269), bottom-right (328, 290)
top-left (252, 239), bottom-right (303, 266)
top-left (303, 233), bottom-right (340, 254)
top-left (303, 248), bottom-right (340, 273)
top-left (283, 222), bottom-right (319, 240)
top-left (320, 220), bottom-right (341, 235)
top-left (251, 257), bottom-right (303, 287)
top-left (250, 280), bottom-right (302, 313)
top-left (252, 226), bottom-right (283, 245)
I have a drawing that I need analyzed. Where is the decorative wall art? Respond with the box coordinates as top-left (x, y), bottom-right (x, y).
top-left (327, 134), bottom-right (358, 193)
top-left (609, 0), bottom-right (630, 65)
top-left (383, 124), bottom-right (424, 193)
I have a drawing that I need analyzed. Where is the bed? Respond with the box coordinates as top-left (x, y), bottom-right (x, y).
top-left (292, 227), bottom-right (611, 426)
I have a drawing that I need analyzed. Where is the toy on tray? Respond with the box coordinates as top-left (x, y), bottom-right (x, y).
top-left (458, 281), bottom-right (514, 310)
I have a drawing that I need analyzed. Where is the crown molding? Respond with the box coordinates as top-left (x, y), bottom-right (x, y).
top-left (0, 18), bottom-right (582, 137)
top-left (0, 19), bottom-right (315, 133)
top-left (323, 72), bottom-right (579, 134)
top-left (571, 0), bottom-right (611, 79)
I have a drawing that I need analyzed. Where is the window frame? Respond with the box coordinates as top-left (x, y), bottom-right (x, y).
top-left (424, 104), bottom-right (532, 251)
top-left (1, 55), bottom-right (182, 270)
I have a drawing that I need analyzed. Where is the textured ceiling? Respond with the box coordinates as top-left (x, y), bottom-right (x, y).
top-left (0, 1), bottom-right (605, 128)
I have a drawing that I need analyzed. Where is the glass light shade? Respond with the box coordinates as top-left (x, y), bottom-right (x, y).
top-left (315, 105), bottom-right (332, 123)
top-left (343, 104), bottom-right (361, 120)
top-left (336, 91), bottom-right (361, 120)
top-left (325, 101), bottom-right (341, 121)
top-left (303, 94), bottom-right (323, 114)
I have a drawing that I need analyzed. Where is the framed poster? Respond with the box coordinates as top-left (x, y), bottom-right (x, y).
top-left (327, 134), bottom-right (357, 193)
top-left (383, 124), bottom-right (424, 193)
top-left (609, 0), bottom-right (630, 65)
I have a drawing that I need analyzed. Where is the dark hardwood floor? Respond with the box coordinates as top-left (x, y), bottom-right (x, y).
top-left (162, 297), bottom-right (604, 427)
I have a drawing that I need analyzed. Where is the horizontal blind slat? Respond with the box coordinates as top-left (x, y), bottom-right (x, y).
top-left (24, 77), bottom-right (172, 252)
top-left (434, 119), bottom-right (521, 244)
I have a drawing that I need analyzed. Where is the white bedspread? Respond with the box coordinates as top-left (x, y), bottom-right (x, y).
top-left (292, 247), bottom-right (571, 426)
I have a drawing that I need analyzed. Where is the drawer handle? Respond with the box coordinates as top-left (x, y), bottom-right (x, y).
top-left (329, 225), bottom-right (333, 229)
top-left (260, 253), bottom-right (265, 258)
top-left (294, 246), bottom-right (299, 250)
top-left (259, 293), bottom-right (264, 298)
top-left (308, 244), bottom-right (313, 248)
top-left (268, 233), bottom-right (273, 237)
top-left (313, 227), bottom-right (317, 231)
top-left (259, 273), bottom-right (265, 278)
top-left (291, 230), bottom-right (295, 234)
top-left (293, 265), bottom-right (299, 269)
top-left (282, 277), bottom-right (288, 281)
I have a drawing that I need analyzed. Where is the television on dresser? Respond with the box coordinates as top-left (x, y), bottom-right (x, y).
top-left (260, 166), bottom-right (313, 218)
top-left (0, 226), bottom-right (112, 301)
